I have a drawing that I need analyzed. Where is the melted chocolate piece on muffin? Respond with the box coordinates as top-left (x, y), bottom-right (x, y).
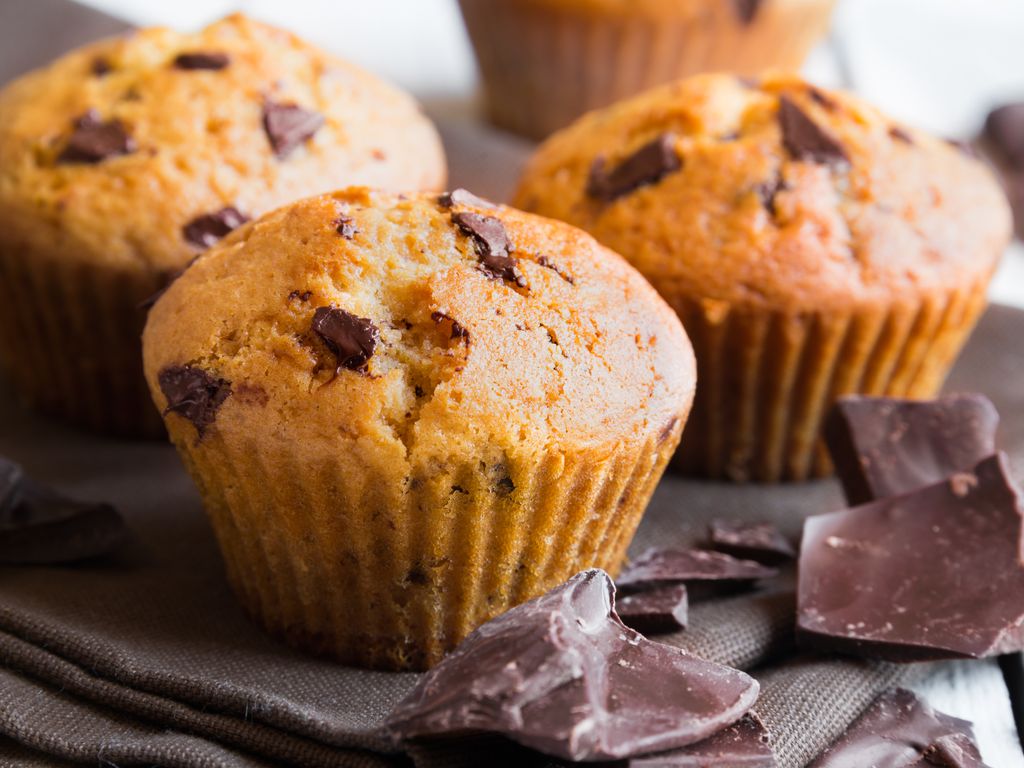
top-left (262, 99), bottom-right (324, 158)
top-left (587, 133), bottom-right (682, 201)
top-left (438, 188), bottom-right (495, 209)
top-left (335, 215), bottom-right (357, 239)
top-left (57, 110), bottom-right (136, 163)
top-left (182, 206), bottom-right (250, 249)
top-left (158, 365), bottom-right (232, 437)
top-left (778, 96), bottom-right (848, 165)
top-left (451, 211), bottom-right (526, 287)
top-left (311, 306), bottom-right (380, 372)
top-left (172, 51), bottom-right (231, 70)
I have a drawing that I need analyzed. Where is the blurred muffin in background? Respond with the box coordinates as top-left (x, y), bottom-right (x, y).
top-left (981, 102), bottom-right (1024, 239)
top-left (458, 0), bottom-right (837, 139)
top-left (0, 14), bottom-right (445, 437)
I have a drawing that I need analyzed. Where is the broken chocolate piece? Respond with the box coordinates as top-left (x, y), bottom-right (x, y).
top-left (615, 584), bottom-right (688, 634)
top-left (983, 103), bottom-right (1024, 169)
top-left (182, 206), bottom-right (249, 250)
top-left (824, 394), bottom-right (999, 505)
top-left (586, 133), bottom-right (682, 201)
top-left (451, 211), bottom-right (526, 287)
top-left (621, 714), bottom-right (777, 767)
top-left (0, 456), bottom-right (129, 565)
top-left (335, 215), bottom-right (357, 239)
top-left (172, 51), bottom-right (230, 70)
top-left (387, 570), bottom-right (758, 761)
top-left (798, 452), bottom-right (1024, 661)
top-left (431, 311), bottom-right (469, 342)
top-left (262, 100), bottom-right (324, 159)
top-left (809, 688), bottom-right (988, 767)
top-left (732, 0), bottom-right (763, 25)
top-left (778, 96), bottom-right (848, 165)
top-left (311, 306), bottom-right (379, 372)
top-left (536, 255), bottom-right (575, 284)
top-left (57, 110), bottom-right (136, 164)
top-left (438, 188), bottom-right (495, 209)
top-left (158, 365), bottom-right (231, 438)
top-left (709, 521), bottom-right (795, 565)
top-left (618, 547), bottom-right (778, 594)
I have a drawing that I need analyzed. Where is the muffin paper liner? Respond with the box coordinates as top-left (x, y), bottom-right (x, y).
top-left (172, 424), bottom-right (682, 671)
top-left (458, 0), bottom-right (836, 139)
top-left (673, 279), bottom-right (991, 482)
top-left (0, 248), bottom-right (164, 437)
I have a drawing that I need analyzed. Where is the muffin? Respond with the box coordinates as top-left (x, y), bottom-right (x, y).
top-left (142, 187), bottom-right (696, 670)
top-left (458, 0), bottom-right (837, 139)
top-left (514, 73), bottom-right (1012, 482)
top-left (0, 14), bottom-right (445, 437)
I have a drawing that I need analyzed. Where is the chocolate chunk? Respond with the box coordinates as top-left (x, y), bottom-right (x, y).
top-left (798, 452), bottom-right (1024, 661)
top-left (809, 688), bottom-right (988, 767)
top-left (0, 457), bottom-right (129, 565)
top-left (262, 100), bottom-right (324, 159)
top-left (732, 0), bottom-right (763, 24)
top-left (288, 290), bottom-right (313, 302)
top-left (615, 584), bottom-right (688, 634)
top-left (91, 57), bottom-right (112, 76)
top-left (386, 569), bottom-right (759, 761)
top-left (311, 306), bottom-right (379, 372)
top-left (618, 547), bottom-right (778, 594)
top-left (778, 96), bottom-right (848, 165)
top-left (438, 188), bottom-right (495, 209)
top-left (182, 206), bottom-right (249, 250)
top-left (536, 255), bottom-right (575, 284)
top-left (431, 311), bottom-right (469, 342)
top-left (709, 521), bottom-right (795, 565)
top-left (983, 103), bottom-right (1024, 169)
top-left (890, 125), bottom-right (915, 144)
top-left (57, 110), bottom-right (136, 164)
top-left (621, 715), bottom-right (776, 767)
top-left (158, 365), bottom-right (231, 438)
top-left (172, 51), bottom-right (230, 70)
top-left (335, 215), bottom-right (357, 239)
top-left (586, 133), bottom-right (682, 201)
top-left (451, 211), bottom-right (526, 287)
top-left (824, 394), bottom-right (999, 506)
top-left (754, 177), bottom-right (787, 216)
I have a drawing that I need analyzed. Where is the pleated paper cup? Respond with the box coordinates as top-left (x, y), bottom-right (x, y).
top-left (458, 0), bottom-right (837, 139)
top-left (672, 279), bottom-right (991, 483)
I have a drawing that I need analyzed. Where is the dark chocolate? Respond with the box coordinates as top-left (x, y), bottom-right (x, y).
top-left (809, 688), bottom-right (988, 767)
top-left (182, 206), bottom-right (249, 249)
top-left (983, 102), bottom-right (1024, 169)
top-left (172, 51), bottom-right (230, 70)
top-left (335, 215), bottom-right (357, 239)
top-left (91, 56), bottom-right (112, 76)
top-left (754, 177), bottom-right (787, 216)
top-left (451, 211), bottom-right (526, 287)
top-left (431, 311), bottom-right (469, 343)
top-left (536, 255), bottom-right (575, 284)
top-left (262, 100), bottom-right (324, 159)
top-left (438, 188), bottom-right (495, 209)
top-left (890, 126), bottom-right (915, 144)
top-left (311, 306), bottom-right (379, 372)
top-left (617, 547), bottom-right (778, 593)
top-left (708, 521), bottom-right (795, 565)
top-left (797, 452), bottom-right (1024, 661)
top-left (586, 133), bottom-right (682, 201)
top-left (615, 584), bottom-right (688, 634)
top-left (824, 394), bottom-right (999, 505)
top-left (158, 365), bottom-right (231, 437)
top-left (387, 569), bottom-right (759, 761)
top-left (617, 714), bottom-right (777, 767)
top-left (732, 0), bottom-right (763, 25)
top-left (778, 96), bottom-right (848, 165)
top-left (57, 110), bottom-right (135, 164)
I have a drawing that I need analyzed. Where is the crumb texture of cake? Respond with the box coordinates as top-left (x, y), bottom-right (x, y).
top-left (142, 188), bottom-right (696, 670)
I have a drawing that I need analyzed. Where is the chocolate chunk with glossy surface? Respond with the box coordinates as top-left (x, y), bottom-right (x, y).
top-left (586, 133), bottom-right (682, 201)
top-left (798, 453), bottom-right (1024, 661)
top-left (732, 0), bottom-right (763, 24)
top-left (57, 110), bottom-right (135, 164)
top-left (158, 365), bottom-right (231, 437)
top-left (824, 394), bottom-right (999, 505)
top-left (438, 188), bottom-right (495, 209)
top-left (263, 100), bottom-right (324, 158)
top-left (709, 521), bottom-right (795, 565)
top-left (983, 103), bottom-right (1024, 169)
top-left (809, 688), bottom-right (988, 767)
top-left (778, 96), bottom-right (848, 165)
top-left (615, 584), bottom-right (688, 634)
top-left (387, 569), bottom-right (759, 761)
top-left (172, 51), bottom-right (230, 70)
top-left (182, 206), bottom-right (249, 249)
top-left (311, 306), bottom-right (379, 372)
top-left (620, 714), bottom-right (777, 767)
top-left (618, 547), bottom-right (778, 593)
top-left (451, 211), bottom-right (526, 287)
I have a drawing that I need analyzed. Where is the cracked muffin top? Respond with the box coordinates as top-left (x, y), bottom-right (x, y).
top-left (513, 72), bottom-right (1012, 311)
top-left (0, 14), bottom-right (445, 275)
top-left (141, 188), bottom-right (695, 465)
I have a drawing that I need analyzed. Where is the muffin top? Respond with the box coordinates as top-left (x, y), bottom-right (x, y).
top-left (514, 73), bottom-right (1012, 311)
top-left (0, 14), bottom-right (445, 275)
top-left (142, 189), bottom-right (695, 467)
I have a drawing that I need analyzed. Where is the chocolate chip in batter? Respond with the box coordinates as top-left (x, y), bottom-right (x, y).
top-left (158, 365), bottom-right (232, 437)
top-left (438, 188), bottom-right (495, 209)
top-left (173, 51), bottom-right (231, 70)
top-left (586, 133), bottom-right (682, 201)
top-left (91, 57), bottom-right (112, 76)
top-left (57, 110), bottom-right (136, 164)
top-left (451, 212), bottom-right (526, 287)
top-left (311, 306), bottom-right (380, 372)
top-left (779, 96), bottom-right (849, 165)
top-left (335, 215), bottom-right (357, 239)
top-left (182, 207), bottom-right (249, 249)
top-left (263, 100), bottom-right (324, 159)
top-left (537, 255), bottom-right (575, 285)
top-left (732, 0), bottom-right (763, 25)
top-left (431, 311), bottom-right (469, 343)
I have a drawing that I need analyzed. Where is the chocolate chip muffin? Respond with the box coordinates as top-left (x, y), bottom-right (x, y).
top-left (141, 188), bottom-right (696, 670)
top-left (458, 0), bottom-right (837, 139)
top-left (0, 14), bottom-right (445, 436)
top-left (514, 73), bottom-right (1012, 482)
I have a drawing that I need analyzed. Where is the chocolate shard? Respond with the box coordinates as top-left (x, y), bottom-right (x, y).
top-left (617, 547), bottom-right (778, 594)
top-left (386, 569), bottom-right (759, 761)
top-left (798, 452), bottom-right (1024, 661)
top-left (615, 584), bottom-right (688, 635)
top-left (586, 133), bottom-right (682, 201)
top-left (451, 211), bottom-right (526, 287)
top-left (809, 688), bottom-right (989, 767)
top-left (262, 100), bottom-right (324, 159)
top-left (732, 0), bottom-right (764, 24)
top-left (158, 365), bottom-right (231, 438)
top-left (182, 206), bottom-right (249, 250)
top-left (311, 306), bottom-right (380, 372)
top-left (335, 215), bottom-right (357, 239)
top-left (0, 457), bottom-right (129, 565)
top-left (983, 102), bottom-right (1024, 169)
top-left (172, 51), bottom-right (230, 70)
top-left (778, 96), bottom-right (848, 165)
top-left (438, 188), bottom-right (495, 209)
top-left (622, 714), bottom-right (777, 767)
top-left (57, 110), bottom-right (136, 164)
top-left (708, 521), bottom-right (795, 565)
top-left (824, 394), bottom-right (999, 506)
